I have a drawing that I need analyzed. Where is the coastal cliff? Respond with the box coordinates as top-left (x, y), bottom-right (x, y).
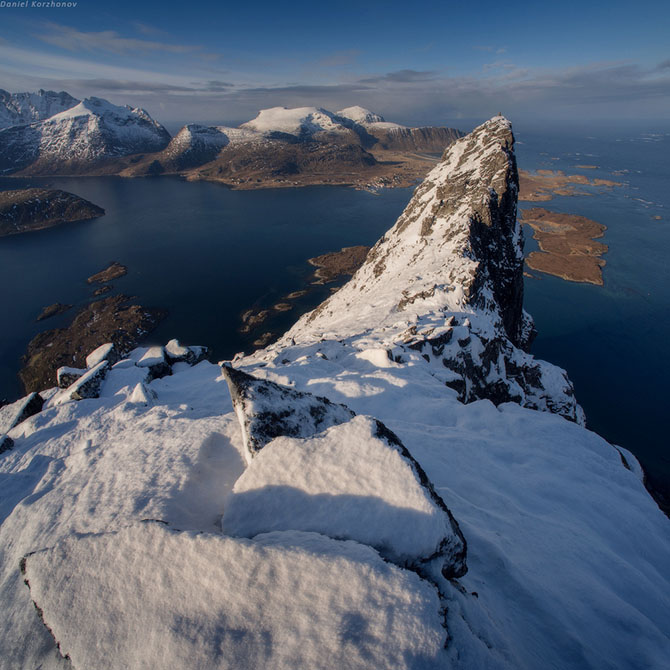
top-left (0, 117), bottom-right (668, 670)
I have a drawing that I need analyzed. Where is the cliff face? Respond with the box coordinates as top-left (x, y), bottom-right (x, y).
top-left (369, 126), bottom-right (463, 152)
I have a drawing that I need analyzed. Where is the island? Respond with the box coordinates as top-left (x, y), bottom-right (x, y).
top-left (0, 188), bottom-right (104, 237)
top-left (36, 302), bottom-right (72, 322)
top-left (307, 245), bottom-right (370, 283)
top-left (521, 207), bottom-right (607, 285)
top-left (518, 169), bottom-right (621, 202)
top-left (87, 261), bottom-right (127, 284)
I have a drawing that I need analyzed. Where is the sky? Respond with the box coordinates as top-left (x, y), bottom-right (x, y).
top-left (0, 0), bottom-right (668, 129)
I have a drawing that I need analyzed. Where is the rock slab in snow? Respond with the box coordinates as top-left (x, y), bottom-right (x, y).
top-left (137, 346), bottom-right (171, 381)
top-left (69, 361), bottom-right (109, 400)
top-left (221, 363), bottom-right (355, 459)
top-left (85, 342), bottom-right (119, 369)
top-left (0, 392), bottom-right (43, 433)
top-left (165, 339), bottom-right (208, 365)
top-left (56, 366), bottom-right (86, 389)
top-left (224, 415), bottom-right (467, 578)
top-left (22, 523), bottom-right (445, 670)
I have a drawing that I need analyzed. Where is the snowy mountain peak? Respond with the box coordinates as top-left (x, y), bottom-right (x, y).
top-left (0, 94), bottom-right (171, 172)
top-left (336, 105), bottom-right (386, 125)
top-left (241, 106), bottom-right (348, 137)
top-left (0, 88), bottom-right (79, 130)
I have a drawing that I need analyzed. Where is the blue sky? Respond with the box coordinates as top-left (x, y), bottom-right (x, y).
top-left (0, 0), bottom-right (668, 127)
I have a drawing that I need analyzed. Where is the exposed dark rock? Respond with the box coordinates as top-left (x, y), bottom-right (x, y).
top-left (220, 364), bottom-right (355, 457)
top-left (69, 361), bottom-right (109, 401)
top-left (56, 366), bottom-right (86, 389)
top-left (0, 392), bottom-right (44, 433)
top-left (0, 189), bottom-right (104, 237)
top-left (137, 347), bottom-right (171, 382)
top-left (36, 303), bottom-right (72, 322)
top-left (0, 434), bottom-right (14, 454)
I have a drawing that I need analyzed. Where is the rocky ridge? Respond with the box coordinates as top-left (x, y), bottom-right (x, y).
top-left (254, 116), bottom-right (582, 422)
top-left (0, 89), bottom-right (79, 130)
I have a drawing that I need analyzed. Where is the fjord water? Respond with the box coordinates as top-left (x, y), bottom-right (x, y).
top-left (0, 177), bottom-right (412, 401)
top-left (0, 124), bottom-right (668, 500)
top-left (515, 123), bottom-right (670, 500)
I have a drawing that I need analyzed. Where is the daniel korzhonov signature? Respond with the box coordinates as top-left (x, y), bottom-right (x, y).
top-left (0, 1), bottom-right (79, 8)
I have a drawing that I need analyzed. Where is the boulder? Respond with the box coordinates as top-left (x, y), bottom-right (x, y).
top-left (85, 342), bottom-right (120, 369)
top-left (22, 523), bottom-right (445, 670)
top-left (69, 361), bottom-right (109, 401)
top-left (0, 392), bottom-right (44, 433)
top-left (56, 366), bottom-right (86, 389)
top-left (220, 363), bottom-right (354, 459)
top-left (127, 383), bottom-right (157, 406)
top-left (136, 347), bottom-right (171, 381)
top-left (164, 339), bottom-right (208, 365)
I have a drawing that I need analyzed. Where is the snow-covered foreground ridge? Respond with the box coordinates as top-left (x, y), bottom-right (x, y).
top-left (1, 117), bottom-right (669, 669)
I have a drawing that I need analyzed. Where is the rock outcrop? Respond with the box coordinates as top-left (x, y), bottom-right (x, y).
top-left (221, 364), bottom-right (355, 459)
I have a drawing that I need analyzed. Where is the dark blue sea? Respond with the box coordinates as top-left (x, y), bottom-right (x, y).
top-left (0, 123), bottom-right (668, 500)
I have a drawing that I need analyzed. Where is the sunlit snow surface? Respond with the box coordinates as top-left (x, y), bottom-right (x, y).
top-left (1, 117), bottom-right (669, 669)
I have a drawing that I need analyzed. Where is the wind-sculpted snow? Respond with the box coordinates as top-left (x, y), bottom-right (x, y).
top-left (224, 414), bottom-right (467, 578)
top-left (23, 523), bottom-right (445, 670)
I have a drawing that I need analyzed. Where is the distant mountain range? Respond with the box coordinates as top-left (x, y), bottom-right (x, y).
top-left (0, 89), bottom-right (462, 186)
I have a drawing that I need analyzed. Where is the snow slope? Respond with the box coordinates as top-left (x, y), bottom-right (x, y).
top-left (1, 117), bottom-right (669, 669)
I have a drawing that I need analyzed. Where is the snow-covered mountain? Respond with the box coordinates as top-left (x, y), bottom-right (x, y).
top-left (1, 117), bottom-right (669, 669)
top-left (0, 89), bottom-right (79, 130)
top-left (337, 105), bottom-right (390, 126)
top-left (241, 106), bottom-right (357, 139)
top-left (0, 96), bottom-right (170, 174)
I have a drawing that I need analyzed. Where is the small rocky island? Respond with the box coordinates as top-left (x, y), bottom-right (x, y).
top-left (308, 245), bottom-right (370, 283)
top-left (518, 169), bottom-right (621, 201)
top-left (87, 261), bottom-right (127, 284)
top-left (521, 207), bottom-right (607, 285)
top-left (0, 188), bottom-right (104, 237)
